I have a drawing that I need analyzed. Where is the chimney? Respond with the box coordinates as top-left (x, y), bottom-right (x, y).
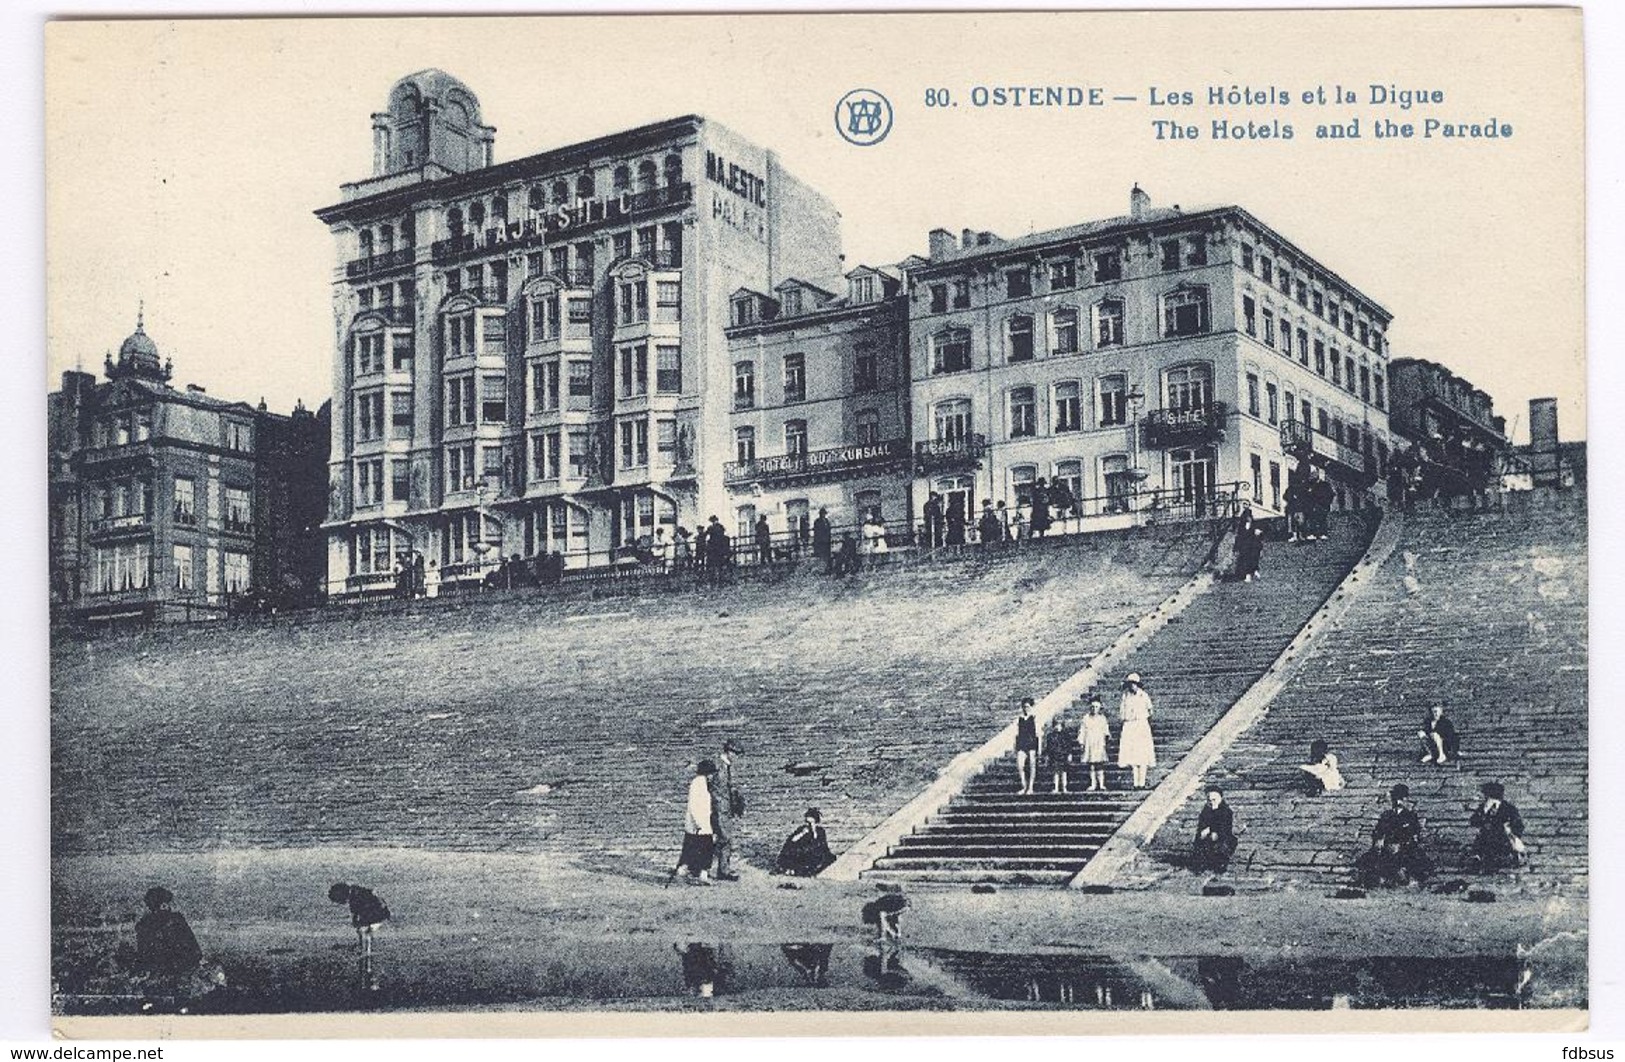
top-left (187, 383), bottom-right (207, 394)
top-left (962, 228), bottom-right (978, 250)
top-left (928, 228), bottom-right (955, 260)
top-left (1528, 397), bottom-right (1561, 487)
top-left (1130, 184), bottom-right (1151, 220)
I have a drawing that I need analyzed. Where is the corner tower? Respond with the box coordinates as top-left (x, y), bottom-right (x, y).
top-left (371, 69), bottom-right (496, 177)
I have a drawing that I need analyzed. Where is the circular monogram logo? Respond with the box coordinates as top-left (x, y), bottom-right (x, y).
top-left (835, 89), bottom-right (894, 147)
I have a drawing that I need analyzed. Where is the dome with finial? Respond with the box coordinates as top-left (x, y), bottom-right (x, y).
top-left (110, 304), bottom-right (171, 381)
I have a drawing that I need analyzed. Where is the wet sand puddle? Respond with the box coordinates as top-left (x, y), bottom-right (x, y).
top-left (52, 937), bottom-right (1583, 1015)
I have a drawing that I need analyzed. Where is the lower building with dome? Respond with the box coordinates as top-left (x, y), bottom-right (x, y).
top-left (47, 312), bottom-right (330, 625)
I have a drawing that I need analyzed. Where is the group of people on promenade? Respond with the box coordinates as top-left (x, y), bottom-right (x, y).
top-left (1284, 466), bottom-right (1339, 544)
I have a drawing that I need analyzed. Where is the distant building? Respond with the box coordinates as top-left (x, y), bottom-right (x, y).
top-left (47, 313), bottom-right (329, 625)
top-left (316, 70), bottom-right (842, 595)
top-left (722, 269), bottom-right (911, 544)
top-left (1387, 356), bottom-right (1508, 492)
top-left (903, 187), bottom-right (1395, 529)
top-left (1508, 397), bottom-right (1585, 490)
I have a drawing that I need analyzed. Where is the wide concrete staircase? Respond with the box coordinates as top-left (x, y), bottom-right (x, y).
top-left (863, 512), bottom-right (1378, 886)
top-left (1146, 490), bottom-right (1588, 893)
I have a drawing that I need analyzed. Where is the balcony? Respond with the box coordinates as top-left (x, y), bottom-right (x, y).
top-left (914, 433), bottom-right (988, 474)
top-left (1142, 402), bottom-right (1228, 449)
top-left (617, 247), bottom-right (682, 270)
top-left (223, 516), bottom-right (255, 536)
top-left (345, 246), bottom-right (414, 279)
top-left (88, 512), bottom-right (151, 537)
top-left (173, 507), bottom-right (197, 526)
top-left (725, 439), bottom-right (910, 486)
top-left (354, 301), bottom-right (415, 326)
top-left (1280, 420), bottom-right (1374, 485)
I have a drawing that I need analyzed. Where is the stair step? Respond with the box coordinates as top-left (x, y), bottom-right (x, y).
top-left (887, 845), bottom-right (1103, 859)
top-left (871, 855), bottom-right (1089, 870)
top-left (861, 868), bottom-right (1076, 886)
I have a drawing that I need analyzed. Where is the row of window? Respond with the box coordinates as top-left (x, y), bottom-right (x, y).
top-left (353, 330), bottom-right (415, 376)
top-left (443, 155), bottom-right (685, 236)
top-left (86, 410), bottom-right (252, 452)
top-left (733, 411), bottom-right (885, 464)
top-left (89, 542), bottom-right (252, 595)
top-left (733, 347), bottom-right (886, 409)
top-left (926, 288), bottom-right (1208, 376)
top-left (90, 476), bottom-right (249, 528)
top-left (356, 279), bottom-right (414, 312)
top-left (1238, 239), bottom-right (1383, 351)
top-left (922, 236), bottom-right (1209, 314)
top-left (1241, 295), bottom-right (1386, 409)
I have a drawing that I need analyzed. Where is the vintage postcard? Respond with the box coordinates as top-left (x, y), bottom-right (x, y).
top-left (44, 8), bottom-right (1586, 1038)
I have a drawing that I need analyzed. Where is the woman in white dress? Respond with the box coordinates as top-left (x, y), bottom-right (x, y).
top-left (1117, 672), bottom-right (1156, 789)
top-left (423, 560), bottom-right (441, 599)
top-left (1079, 696), bottom-right (1112, 791)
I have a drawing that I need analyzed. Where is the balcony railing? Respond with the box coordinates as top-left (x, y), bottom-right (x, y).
top-left (223, 516), bottom-right (255, 536)
top-left (173, 508), bottom-right (197, 526)
top-left (345, 246), bottom-right (415, 279)
top-left (617, 246), bottom-right (682, 269)
top-left (724, 439), bottom-right (909, 486)
top-left (1280, 419), bottom-right (1374, 483)
top-left (914, 433), bottom-right (989, 474)
top-left (355, 301), bottom-right (414, 325)
top-left (89, 512), bottom-right (150, 534)
top-left (1142, 402), bottom-right (1228, 449)
top-left (429, 185), bottom-right (695, 266)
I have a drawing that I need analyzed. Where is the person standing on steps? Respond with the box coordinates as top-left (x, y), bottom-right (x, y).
top-left (1045, 711), bottom-right (1075, 793)
top-left (1079, 696), bottom-right (1112, 791)
top-left (1014, 697), bottom-right (1041, 794)
top-left (1117, 672), bottom-right (1157, 789)
top-left (1309, 473), bottom-right (1336, 541)
top-left (709, 742), bottom-right (744, 882)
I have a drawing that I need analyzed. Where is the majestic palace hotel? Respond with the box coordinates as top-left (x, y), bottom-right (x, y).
top-left (320, 71), bottom-right (1398, 594)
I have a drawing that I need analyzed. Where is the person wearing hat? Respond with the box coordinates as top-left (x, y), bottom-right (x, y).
top-left (1079, 695), bottom-right (1112, 791)
top-left (1355, 784), bottom-right (1433, 887)
top-left (676, 759), bottom-right (719, 883)
top-left (1117, 673), bottom-right (1157, 789)
top-left (1468, 781), bottom-right (1527, 873)
top-left (1013, 697), bottom-right (1041, 794)
top-left (710, 741), bottom-right (746, 882)
top-left (776, 807), bottom-right (836, 877)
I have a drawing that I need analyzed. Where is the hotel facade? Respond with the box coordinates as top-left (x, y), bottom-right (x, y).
top-left (904, 188), bottom-right (1396, 527)
top-left (320, 72), bottom-right (1399, 594)
top-left (48, 317), bottom-right (328, 624)
top-left (316, 71), bottom-right (841, 592)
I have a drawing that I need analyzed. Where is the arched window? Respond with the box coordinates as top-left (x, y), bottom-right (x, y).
top-left (1164, 363), bottom-right (1213, 411)
top-left (446, 206), bottom-right (464, 237)
top-left (1162, 285), bottom-right (1211, 337)
top-left (637, 159), bottom-right (658, 193)
top-left (664, 153), bottom-right (684, 186)
top-left (551, 179), bottom-right (570, 203)
top-left (528, 184), bottom-right (546, 212)
top-left (1010, 465), bottom-right (1038, 507)
top-left (1007, 386), bottom-right (1037, 438)
top-left (933, 398), bottom-right (972, 442)
top-left (1050, 307), bottom-right (1079, 354)
top-left (1053, 460), bottom-right (1083, 510)
top-left (469, 201), bottom-right (486, 229)
top-left (378, 224), bottom-right (393, 252)
top-left (613, 164), bottom-right (631, 192)
top-left (491, 194), bottom-right (508, 224)
top-left (1101, 454), bottom-right (1133, 511)
top-left (576, 174), bottom-right (595, 200)
top-left (358, 229), bottom-right (374, 259)
top-left (734, 426), bottom-right (756, 463)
